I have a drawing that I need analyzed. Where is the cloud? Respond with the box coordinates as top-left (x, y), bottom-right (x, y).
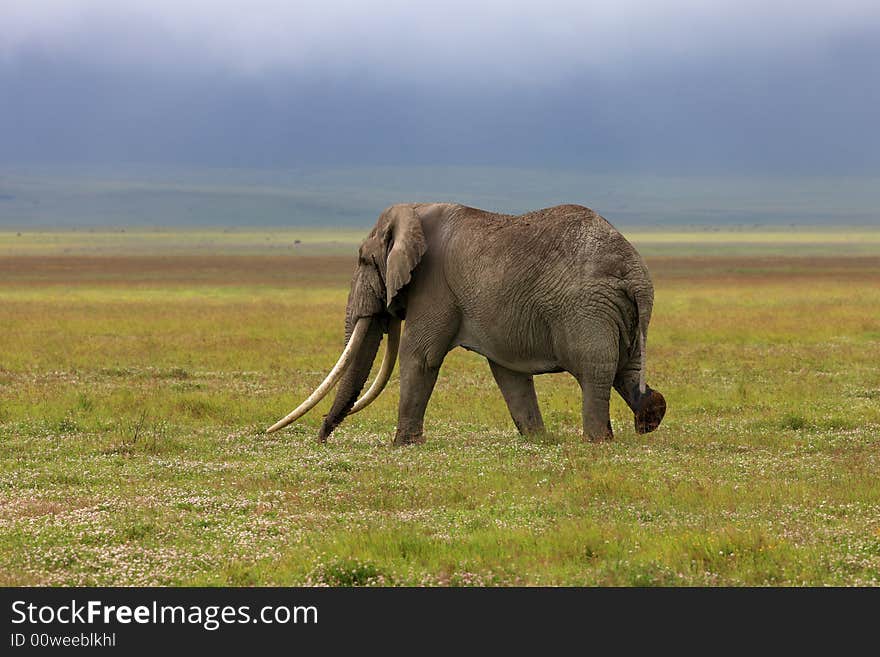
top-left (3, 1), bottom-right (879, 81)
top-left (1, 2), bottom-right (878, 174)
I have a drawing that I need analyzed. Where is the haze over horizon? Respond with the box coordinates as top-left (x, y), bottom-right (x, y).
top-left (3, 1), bottom-right (879, 174)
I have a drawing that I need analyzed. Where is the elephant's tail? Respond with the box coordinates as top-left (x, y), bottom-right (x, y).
top-left (629, 284), bottom-right (654, 396)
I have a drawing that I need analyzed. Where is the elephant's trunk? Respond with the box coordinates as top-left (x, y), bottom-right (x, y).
top-left (317, 316), bottom-right (385, 442)
top-left (349, 318), bottom-right (401, 415)
top-left (266, 317), bottom-right (373, 433)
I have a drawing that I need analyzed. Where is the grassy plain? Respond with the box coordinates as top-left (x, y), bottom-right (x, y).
top-left (1, 229), bottom-right (879, 585)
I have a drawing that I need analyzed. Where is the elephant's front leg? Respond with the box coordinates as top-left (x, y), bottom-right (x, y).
top-left (394, 350), bottom-right (442, 446)
top-left (488, 360), bottom-right (545, 435)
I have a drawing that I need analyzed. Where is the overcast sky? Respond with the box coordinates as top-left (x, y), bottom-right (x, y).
top-left (2, 1), bottom-right (879, 174)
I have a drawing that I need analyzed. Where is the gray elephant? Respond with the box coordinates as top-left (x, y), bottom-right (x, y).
top-left (268, 203), bottom-right (666, 444)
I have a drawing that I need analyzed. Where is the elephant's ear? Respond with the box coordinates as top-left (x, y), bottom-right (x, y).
top-left (383, 205), bottom-right (426, 308)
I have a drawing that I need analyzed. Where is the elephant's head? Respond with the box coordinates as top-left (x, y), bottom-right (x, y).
top-left (267, 204), bottom-right (426, 439)
top-left (347, 204), bottom-right (427, 322)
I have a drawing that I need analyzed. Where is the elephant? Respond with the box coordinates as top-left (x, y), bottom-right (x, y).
top-left (267, 202), bottom-right (666, 444)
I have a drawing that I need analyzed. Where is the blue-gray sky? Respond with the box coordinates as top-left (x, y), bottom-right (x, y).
top-left (2, 1), bottom-right (879, 174)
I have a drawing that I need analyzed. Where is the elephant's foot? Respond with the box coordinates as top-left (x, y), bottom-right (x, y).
top-left (634, 390), bottom-right (666, 434)
top-left (586, 421), bottom-right (614, 443)
top-left (393, 431), bottom-right (426, 446)
top-left (515, 421), bottom-right (546, 437)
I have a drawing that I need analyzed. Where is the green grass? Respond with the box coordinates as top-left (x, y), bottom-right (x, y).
top-left (0, 230), bottom-right (879, 585)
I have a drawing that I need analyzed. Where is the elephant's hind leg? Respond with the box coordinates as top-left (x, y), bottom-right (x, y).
top-left (579, 375), bottom-right (615, 442)
top-left (571, 329), bottom-right (618, 442)
top-left (488, 360), bottom-right (545, 435)
top-left (613, 362), bottom-right (667, 434)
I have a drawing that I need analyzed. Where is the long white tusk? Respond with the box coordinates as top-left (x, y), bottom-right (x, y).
top-left (348, 318), bottom-right (401, 415)
top-left (266, 318), bottom-right (370, 433)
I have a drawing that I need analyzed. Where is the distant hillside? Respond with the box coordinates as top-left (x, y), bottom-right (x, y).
top-left (0, 166), bottom-right (877, 228)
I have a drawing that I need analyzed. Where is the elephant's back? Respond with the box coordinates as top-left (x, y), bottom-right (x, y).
top-left (452, 203), bottom-right (606, 230)
top-left (448, 203), bottom-right (640, 273)
top-left (446, 203), bottom-right (645, 304)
